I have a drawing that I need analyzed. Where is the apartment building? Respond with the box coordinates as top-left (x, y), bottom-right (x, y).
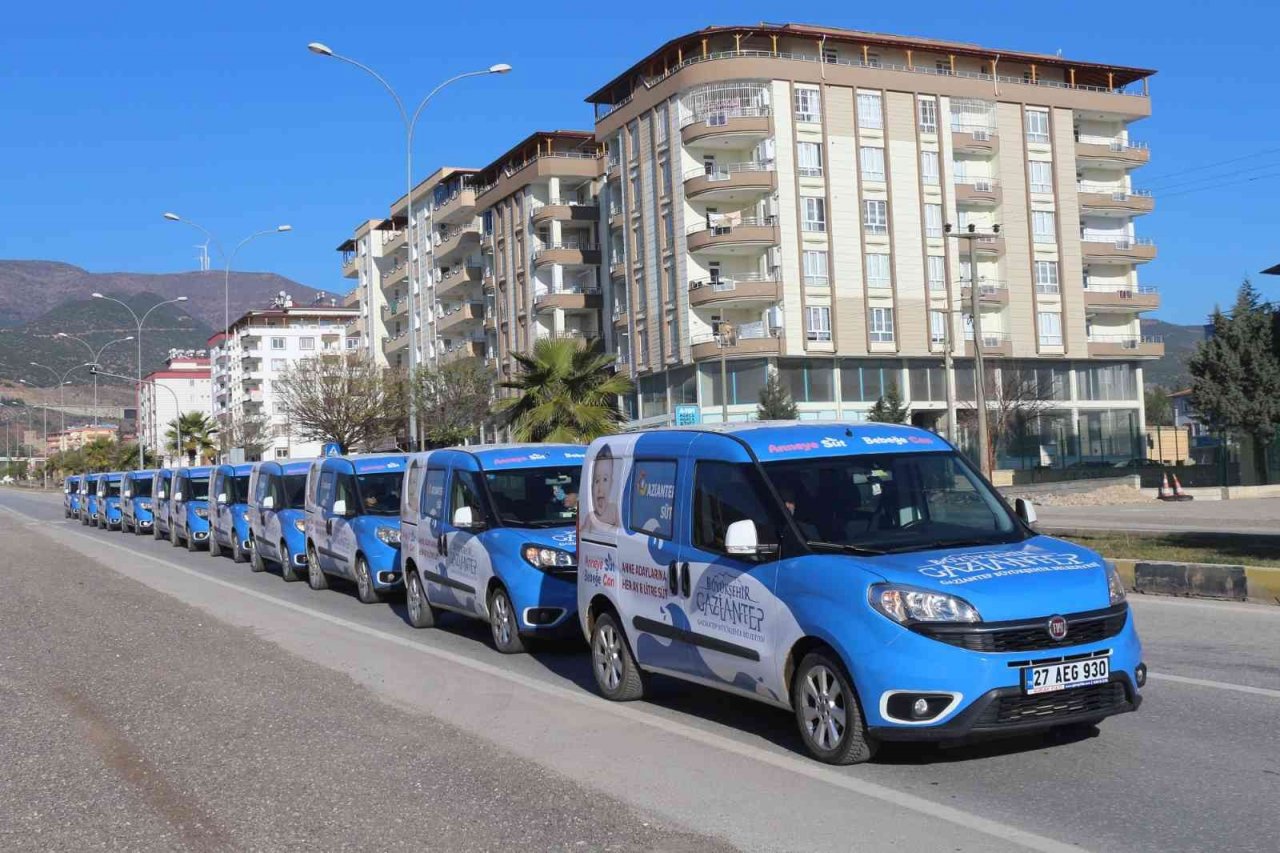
top-left (338, 218), bottom-right (403, 367)
top-left (474, 131), bottom-right (604, 382)
top-left (46, 423), bottom-right (120, 455)
top-left (208, 297), bottom-right (358, 461)
top-left (138, 350), bottom-right (212, 468)
top-left (587, 22), bottom-right (1159, 464)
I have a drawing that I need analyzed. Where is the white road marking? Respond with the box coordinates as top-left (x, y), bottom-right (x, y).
top-left (1147, 672), bottom-right (1280, 700)
top-left (0, 500), bottom-right (1085, 853)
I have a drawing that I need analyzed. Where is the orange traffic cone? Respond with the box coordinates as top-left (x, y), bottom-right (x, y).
top-left (1158, 472), bottom-right (1169, 500)
top-left (1171, 473), bottom-right (1192, 500)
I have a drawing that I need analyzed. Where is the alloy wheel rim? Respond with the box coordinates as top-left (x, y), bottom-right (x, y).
top-left (593, 624), bottom-right (623, 691)
top-left (493, 594), bottom-right (511, 645)
top-left (358, 561), bottom-right (370, 596)
top-left (408, 576), bottom-right (421, 620)
top-left (801, 665), bottom-right (847, 751)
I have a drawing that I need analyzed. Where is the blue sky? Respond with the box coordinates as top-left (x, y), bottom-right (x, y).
top-left (0, 0), bottom-right (1274, 325)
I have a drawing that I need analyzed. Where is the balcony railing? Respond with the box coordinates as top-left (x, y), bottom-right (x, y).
top-left (1077, 137), bottom-right (1148, 152)
top-left (950, 123), bottom-right (997, 137)
top-left (686, 215), bottom-right (778, 235)
top-left (682, 161), bottom-right (773, 182)
top-left (688, 272), bottom-right (779, 292)
top-left (1078, 182), bottom-right (1152, 197)
top-left (534, 241), bottom-right (600, 255)
top-left (474, 151), bottom-right (601, 196)
top-left (1082, 236), bottom-right (1155, 249)
top-left (1087, 334), bottom-right (1163, 347)
top-left (1085, 283), bottom-right (1158, 295)
top-left (678, 104), bottom-right (771, 128)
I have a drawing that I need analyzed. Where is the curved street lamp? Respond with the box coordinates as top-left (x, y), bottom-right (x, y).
top-left (56, 332), bottom-right (135, 426)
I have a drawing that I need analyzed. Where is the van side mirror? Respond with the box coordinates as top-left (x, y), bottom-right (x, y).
top-left (1015, 497), bottom-right (1038, 527)
top-left (725, 519), bottom-right (761, 555)
top-left (173, 491), bottom-right (184, 502)
top-left (261, 494), bottom-right (275, 509)
top-left (452, 505), bottom-right (484, 530)
top-left (217, 492), bottom-right (228, 505)
top-left (331, 498), bottom-right (348, 517)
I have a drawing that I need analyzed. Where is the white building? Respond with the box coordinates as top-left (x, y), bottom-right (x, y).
top-left (209, 295), bottom-right (359, 461)
top-left (139, 350), bottom-right (212, 468)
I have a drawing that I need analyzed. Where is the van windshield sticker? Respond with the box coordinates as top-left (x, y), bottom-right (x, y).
top-left (629, 461), bottom-right (677, 539)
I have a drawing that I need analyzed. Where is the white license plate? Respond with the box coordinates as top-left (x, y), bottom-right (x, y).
top-left (1023, 656), bottom-right (1110, 695)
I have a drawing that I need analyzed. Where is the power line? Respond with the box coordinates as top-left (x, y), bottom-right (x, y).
top-left (1157, 170), bottom-right (1280, 201)
top-left (1143, 160), bottom-right (1280, 192)
top-left (1138, 144), bottom-right (1280, 187)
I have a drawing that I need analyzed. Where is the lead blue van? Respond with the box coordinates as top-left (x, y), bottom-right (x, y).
top-left (248, 459), bottom-right (313, 580)
top-left (96, 472), bottom-right (124, 529)
top-left (64, 475), bottom-right (81, 518)
top-left (121, 470), bottom-right (157, 534)
top-left (210, 463), bottom-right (253, 563)
top-left (577, 423), bottom-right (1143, 765)
top-left (169, 465), bottom-right (212, 551)
top-left (401, 445), bottom-right (585, 653)
top-left (304, 454), bottom-right (406, 603)
top-left (151, 469), bottom-right (175, 540)
top-left (79, 475), bottom-right (98, 525)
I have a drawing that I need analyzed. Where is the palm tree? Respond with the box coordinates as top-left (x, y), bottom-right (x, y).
top-left (166, 412), bottom-right (219, 465)
top-left (496, 337), bottom-right (634, 443)
top-left (81, 437), bottom-right (116, 472)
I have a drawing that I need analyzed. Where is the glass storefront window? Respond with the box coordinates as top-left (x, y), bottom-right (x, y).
top-left (699, 359), bottom-right (768, 407)
top-left (778, 359), bottom-right (835, 403)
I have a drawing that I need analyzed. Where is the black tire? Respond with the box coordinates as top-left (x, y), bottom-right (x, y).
top-left (123, 519), bottom-right (132, 534)
top-left (187, 531), bottom-right (200, 552)
top-left (250, 538), bottom-right (268, 573)
top-left (231, 535), bottom-right (247, 564)
top-left (354, 556), bottom-right (385, 604)
top-left (405, 569), bottom-right (436, 629)
top-left (209, 530), bottom-right (222, 558)
top-left (590, 612), bottom-right (645, 700)
top-left (280, 541), bottom-right (302, 582)
top-left (488, 587), bottom-right (526, 654)
top-left (792, 650), bottom-right (877, 765)
top-left (153, 522), bottom-right (164, 540)
top-left (306, 543), bottom-right (329, 590)
top-left (171, 527), bottom-right (184, 548)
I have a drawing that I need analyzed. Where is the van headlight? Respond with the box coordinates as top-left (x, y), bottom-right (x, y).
top-left (293, 519), bottom-right (306, 533)
top-left (522, 545), bottom-right (575, 571)
top-left (140, 500), bottom-right (152, 511)
top-left (869, 584), bottom-right (981, 624)
top-left (240, 509), bottom-right (250, 522)
top-left (193, 506), bottom-right (209, 519)
top-left (375, 526), bottom-right (400, 546)
top-left (1106, 562), bottom-right (1127, 605)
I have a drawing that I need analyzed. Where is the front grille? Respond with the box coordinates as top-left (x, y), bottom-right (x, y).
top-left (913, 604), bottom-right (1127, 653)
top-left (974, 680), bottom-right (1129, 729)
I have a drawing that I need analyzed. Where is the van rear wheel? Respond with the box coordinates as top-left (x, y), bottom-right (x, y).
top-left (590, 612), bottom-right (645, 701)
top-left (405, 571), bottom-right (435, 628)
top-left (793, 651), bottom-right (878, 765)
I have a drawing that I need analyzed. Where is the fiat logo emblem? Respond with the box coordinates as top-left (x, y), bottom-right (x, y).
top-left (1047, 615), bottom-right (1069, 641)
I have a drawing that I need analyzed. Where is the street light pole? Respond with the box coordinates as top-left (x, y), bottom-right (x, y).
top-left (307, 41), bottom-right (511, 450)
top-left (56, 333), bottom-right (135, 426)
top-left (945, 222), bottom-right (1001, 477)
top-left (17, 379), bottom-right (50, 487)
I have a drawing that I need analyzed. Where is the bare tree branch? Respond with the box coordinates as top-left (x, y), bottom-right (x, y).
top-left (276, 354), bottom-right (406, 454)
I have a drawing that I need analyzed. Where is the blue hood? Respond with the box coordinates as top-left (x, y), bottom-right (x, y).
top-left (857, 535), bottom-right (1112, 622)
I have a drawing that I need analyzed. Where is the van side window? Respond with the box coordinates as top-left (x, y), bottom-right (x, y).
top-left (692, 462), bottom-right (781, 556)
top-left (449, 471), bottom-right (486, 522)
top-left (317, 472), bottom-right (336, 510)
top-left (403, 464), bottom-right (424, 517)
top-left (422, 468), bottom-right (447, 518)
top-left (628, 459), bottom-right (678, 540)
top-left (335, 474), bottom-right (359, 513)
top-left (254, 473), bottom-right (272, 504)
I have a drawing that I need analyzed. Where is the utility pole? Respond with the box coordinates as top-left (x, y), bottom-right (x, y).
top-left (945, 222), bottom-right (1001, 477)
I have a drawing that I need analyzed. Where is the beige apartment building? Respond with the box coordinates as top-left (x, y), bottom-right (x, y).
top-left (588, 22), bottom-right (1159, 464)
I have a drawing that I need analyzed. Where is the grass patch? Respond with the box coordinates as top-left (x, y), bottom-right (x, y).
top-left (1052, 529), bottom-right (1280, 568)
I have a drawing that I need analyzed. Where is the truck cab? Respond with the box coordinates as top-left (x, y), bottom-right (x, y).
top-left (401, 444), bottom-right (585, 653)
top-left (248, 459), bottom-right (313, 580)
top-left (210, 463), bottom-right (254, 563)
top-left (64, 475), bottom-right (81, 518)
top-left (96, 472), bottom-right (124, 529)
top-left (170, 466), bottom-right (213, 551)
top-left (304, 454), bottom-right (406, 603)
top-left (121, 470), bottom-right (157, 535)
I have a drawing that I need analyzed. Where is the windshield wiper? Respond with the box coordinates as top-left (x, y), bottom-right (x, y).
top-left (806, 540), bottom-right (886, 556)
top-left (878, 538), bottom-right (1000, 555)
top-left (503, 518), bottom-right (571, 528)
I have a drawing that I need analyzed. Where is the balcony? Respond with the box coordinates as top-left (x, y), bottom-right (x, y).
top-left (530, 199), bottom-right (599, 226)
top-left (433, 186), bottom-right (478, 225)
top-left (964, 332), bottom-right (1013, 357)
top-left (1087, 334), bottom-right (1164, 358)
top-left (437, 303), bottom-right (485, 334)
top-left (475, 152), bottom-right (601, 205)
top-left (1082, 237), bottom-right (1157, 264)
top-left (954, 178), bottom-right (1001, 207)
top-left (609, 258), bottom-right (627, 279)
top-left (688, 275), bottom-right (781, 308)
top-left (691, 326), bottom-right (781, 360)
top-left (381, 300), bottom-right (407, 321)
top-left (1077, 185), bottom-right (1155, 215)
top-left (680, 107), bottom-right (772, 147)
top-left (341, 252), bottom-right (360, 279)
top-left (534, 288), bottom-right (603, 313)
top-left (1076, 139), bottom-right (1150, 168)
top-left (970, 234), bottom-right (1005, 257)
top-left (532, 242), bottom-right (602, 267)
top-left (382, 230), bottom-right (407, 253)
top-left (951, 126), bottom-right (998, 155)
top-left (683, 162), bottom-right (776, 202)
top-left (434, 225), bottom-right (481, 264)
top-left (382, 262), bottom-right (409, 288)
top-left (386, 334), bottom-right (410, 354)
top-left (440, 341), bottom-right (486, 364)
top-left (686, 217), bottom-right (779, 255)
top-left (436, 265), bottom-right (484, 299)
top-left (1083, 285), bottom-right (1160, 312)
top-left (960, 280), bottom-right (1009, 306)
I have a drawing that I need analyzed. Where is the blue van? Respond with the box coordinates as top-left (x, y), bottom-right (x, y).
top-left (210, 463), bottom-right (254, 563)
top-left (304, 454), bottom-right (406, 603)
top-left (248, 459), bottom-right (312, 580)
top-left (576, 423), bottom-right (1143, 765)
top-left (79, 475), bottom-right (99, 525)
top-left (151, 469), bottom-right (175, 540)
top-left (121, 470), bottom-right (157, 535)
top-left (64, 475), bottom-right (81, 518)
top-left (401, 445), bottom-right (585, 653)
top-left (96, 472), bottom-right (124, 529)
top-left (169, 466), bottom-right (213, 551)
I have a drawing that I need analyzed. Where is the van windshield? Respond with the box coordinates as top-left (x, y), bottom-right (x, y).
top-left (355, 472), bottom-right (401, 516)
top-left (104, 482), bottom-right (122, 498)
top-left (186, 477), bottom-right (210, 501)
top-left (131, 477), bottom-right (153, 497)
top-left (226, 474), bottom-right (250, 504)
top-left (484, 465), bottom-right (582, 528)
top-left (86, 481), bottom-right (98, 496)
top-left (280, 474), bottom-right (307, 509)
top-left (763, 451), bottom-right (1023, 555)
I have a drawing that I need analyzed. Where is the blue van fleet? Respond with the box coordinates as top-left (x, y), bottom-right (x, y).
top-left (80, 475), bottom-right (98, 525)
top-left (121, 470), bottom-right (157, 534)
top-left (169, 466), bottom-right (213, 551)
top-left (64, 475), bottom-right (81, 518)
top-left (248, 459), bottom-right (312, 580)
top-left (401, 445), bottom-right (585, 653)
top-left (210, 463), bottom-right (254, 563)
top-left (151, 469), bottom-right (175, 540)
top-left (576, 423), bottom-right (1144, 765)
top-left (96, 472), bottom-right (124, 529)
top-left (304, 454), bottom-right (406, 603)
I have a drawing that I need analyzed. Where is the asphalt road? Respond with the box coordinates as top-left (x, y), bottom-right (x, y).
top-left (2, 488), bottom-right (1278, 853)
top-left (1039, 496), bottom-right (1280, 534)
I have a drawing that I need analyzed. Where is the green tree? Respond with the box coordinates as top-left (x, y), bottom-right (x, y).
top-left (756, 371), bottom-right (798, 420)
top-left (495, 337), bottom-right (634, 443)
top-left (276, 354), bottom-right (406, 454)
top-left (411, 358), bottom-right (493, 448)
top-left (866, 382), bottom-right (910, 424)
top-left (166, 412), bottom-right (219, 465)
top-left (1144, 386), bottom-right (1173, 427)
top-left (81, 436), bottom-right (116, 471)
top-left (1189, 280), bottom-right (1280, 483)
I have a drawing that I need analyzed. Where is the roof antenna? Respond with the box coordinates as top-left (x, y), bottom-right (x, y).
top-left (846, 428), bottom-right (853, 437)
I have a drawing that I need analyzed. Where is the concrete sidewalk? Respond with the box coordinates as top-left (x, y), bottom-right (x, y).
top-left (1038, 496), bottom-right (1280, 535)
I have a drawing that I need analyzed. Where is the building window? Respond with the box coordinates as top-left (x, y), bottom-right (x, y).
top-left (1032, 211), bottom-right (1056, 243)
top-left (298, 337), bottom-right (315, 351)
top-left (918, 97), bottom-right (938, 133)
top-left (1025, 109), bottom-right (1050, 144)
top-left (865, 253), bottom-right (891, 289)
top-left (802, 196), bottom-right (827, 233)
top-left (1038, 311), bottom-right (1063, 346)
top-left (665, 260), bottom-right (676, 303)
top-left (794, 85), bottom-right (821, 123)
top-left (924, 203), bottom-right (943, 238)
top-left (797, 141), bottom-right (823, 177)
top-left (805, 306), bottom-right (832, 342)
top-left (857, 92), bottom-right (883, 129)
top-left (927, 255), bottom-right (946, 291)
top-left (654, 105), bottom-right (668, 143)
top-left (869, 307), bottom-right (895, 343)
top-left (271, 358), bottom-right (286, 371)
top-left (628, 121), bottom-right (639, 154)
top-left (803, 250), bottom-right (829, 287)
top-left (778, 359), bottom-right (835, 403)
top-left (1034, 260), bottom-right (1060, 293)
top-left (930, 310), bottom-right (947, 345)
top-left (661, 211), bottom-right (673, 249)
top-left (863, 199), bottom-right (888, 235)
top-left (921, 151), bottom-right (940, 185)
top-left (659, 159), bottom-right (671, 195)
top-left (274, 447), bottom-right (289, 459)
top-left (270, 337), bottom-right (286, 350)
top-left (1029, 160), bottom-right (1054, 194)
top-left (859, 146), bottom-right (885, 182)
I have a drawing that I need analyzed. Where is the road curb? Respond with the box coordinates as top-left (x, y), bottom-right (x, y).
top-left (1110, 558), bottom-right (1280, 606)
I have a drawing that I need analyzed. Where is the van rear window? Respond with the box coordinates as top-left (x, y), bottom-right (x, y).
top-left (628, 460), bottom-right (677, 539)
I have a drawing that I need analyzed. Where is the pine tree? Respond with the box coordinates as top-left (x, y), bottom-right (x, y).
top-left (867, 382), bottom-right (910, 424)
top-left (756, 372), bottom-right (798, 421)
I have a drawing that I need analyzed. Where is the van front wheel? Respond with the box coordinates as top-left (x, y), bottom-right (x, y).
top-left (793, 651), bottom-right (878, 765)
top-left (590, 612), bottom-right (645, 701)
top-left (405, 571), bottom-right (435, 629)
top-left (280, 542), bottom-right (302, 582)
top-left (354, 556), bottom-right (385, 604)
top-left (488, 587), bottom-right (525, 654)
top-left (306, 544), bottom-right (329, 590)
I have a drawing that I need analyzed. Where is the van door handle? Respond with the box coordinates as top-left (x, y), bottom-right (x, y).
top-left (667, 561), bottom-right (679, 595)
top-left (439, 534), bottom-right (448, 557)
top-left (326, 518), bottom-right (334, 535)
top-left (680, 562), bottom-right (691, 598)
